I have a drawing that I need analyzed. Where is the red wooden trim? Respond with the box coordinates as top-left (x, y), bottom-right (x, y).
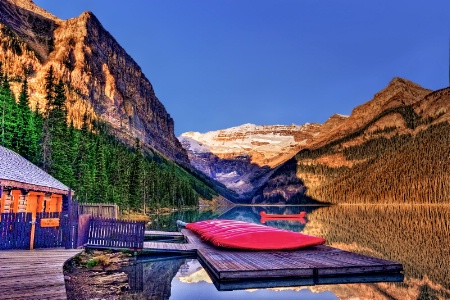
top-left (0, 180), bottom-right (70, 195)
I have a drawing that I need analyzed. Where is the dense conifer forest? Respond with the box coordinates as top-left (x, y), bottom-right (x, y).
top-left (0, 66), bottom-right (217, 211)
top-left (295, 109), bottom-right (450, 204)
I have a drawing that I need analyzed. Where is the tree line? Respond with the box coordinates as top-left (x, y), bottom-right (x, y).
top-left (0, 65), bottom-right (216, 211)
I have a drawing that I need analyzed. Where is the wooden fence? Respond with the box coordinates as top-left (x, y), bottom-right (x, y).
top-left (0, 213), bottom-right (32, 249)
top-left (34, 212), bottom-right (66, 249)
top-left (78, 203), bottom-right (119, 219)
top-left (0, 201), bottom-right (143, 251)
top-left (87, 218), bottom-right (145, 250)
top-left (0, 212), bottom-right (75, 250)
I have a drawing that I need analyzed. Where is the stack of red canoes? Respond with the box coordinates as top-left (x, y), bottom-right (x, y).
top-left (259, 211), bottom-right (307, 224)
top-left (259, 211), bottom-right (307, 219)
top-left (185, 219), bottom-right (325, 251)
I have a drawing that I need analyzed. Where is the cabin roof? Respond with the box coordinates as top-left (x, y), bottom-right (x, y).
top-left (0, 146), bottom-right (70, 195)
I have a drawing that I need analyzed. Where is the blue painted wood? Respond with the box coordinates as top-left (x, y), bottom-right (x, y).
top-left (0, 213), bottom-right (32, 250)
top-left (0, 199), bottom-right (80, 250)
top-left (34, 212), bottom-right (63, 248)
top-left (63, 198), bottom-right (79, 249)
top-left (87, 218), bottom-right (145, 250)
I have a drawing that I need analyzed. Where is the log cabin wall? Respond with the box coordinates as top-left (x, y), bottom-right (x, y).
top-left (0, 189), bottom-right (63, 215)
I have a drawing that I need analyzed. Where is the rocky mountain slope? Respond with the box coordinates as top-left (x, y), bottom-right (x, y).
top-left (308, 77), bottom-right (432, 150)
top-left (260, 78), bottom-right (450, 204)
top-left (0, 0), bottom-right (189, 165)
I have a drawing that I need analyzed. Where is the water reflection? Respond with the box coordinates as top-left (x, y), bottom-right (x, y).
top-left (147, 205), bottom-right (324, 232)
top-left (141, 205), bottom-right (450, 299)
top-left (122, 256), bottom-right (186, 299)
top-left (306, 205), bottom-right (450, 299)
top-left (123, 257), bottom-right (339, 300)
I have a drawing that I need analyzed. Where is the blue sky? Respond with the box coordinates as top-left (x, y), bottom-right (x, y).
top-left (34, 0), bottom-right (450, 136)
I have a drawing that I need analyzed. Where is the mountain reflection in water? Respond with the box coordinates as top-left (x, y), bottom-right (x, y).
top-left (123, 257), bottom-right (338, 300)
top-left (131, 205), bottom-right (449, 299)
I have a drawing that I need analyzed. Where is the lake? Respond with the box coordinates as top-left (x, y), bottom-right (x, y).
top-left (122, 205), bottom-right (450, 299)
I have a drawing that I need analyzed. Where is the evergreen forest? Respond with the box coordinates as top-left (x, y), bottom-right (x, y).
top-left (0, 66), bottom-right (217, 211)
top-left (295, 109), bottom-right (450, 204)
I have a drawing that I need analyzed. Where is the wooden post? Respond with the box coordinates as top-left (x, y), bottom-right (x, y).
top-left (0, 185), bottom-right (3, 221)
top-left (30, 208), bottom-right (36, 250)
top-left (66, 190), bottom-right (72, 249)
top-left (26, 191), bottom-right (39, 250)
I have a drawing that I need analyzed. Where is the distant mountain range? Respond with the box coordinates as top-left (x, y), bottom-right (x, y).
top-left (181, 78), bottom-right (450, 204)
top-left (179, 123), bottom-right (322, 197)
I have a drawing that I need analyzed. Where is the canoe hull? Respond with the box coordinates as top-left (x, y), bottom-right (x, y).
top-left (259, 211), bottom-right (307, 219)
top-left (186, 219), bottom-right (325, 251)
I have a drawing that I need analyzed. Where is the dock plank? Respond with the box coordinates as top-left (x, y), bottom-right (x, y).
top-left (181, 229), bottom-right (205, 245)
top-left (145, 230), bottom-right (183, 237)
top-left (143, 241), bottom-right (198, 254)
top-left (0, 249), bottom-right (81, 299)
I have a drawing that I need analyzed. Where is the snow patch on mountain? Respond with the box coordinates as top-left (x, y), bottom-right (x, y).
top-left (179, 123), bottom-right (319, 161)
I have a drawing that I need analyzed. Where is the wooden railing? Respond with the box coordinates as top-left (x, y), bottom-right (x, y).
top-left (78, 203), bottom-right (119, 219)
top-left (86, 218), bottom-right (145, 250)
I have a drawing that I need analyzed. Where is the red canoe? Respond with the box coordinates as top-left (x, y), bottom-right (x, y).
top-left (259, 211), bottom-right (307, 219)
top-left (260, 216), bottom-right (306, 224)
top-left (185, 219), bottom-right (325, 251)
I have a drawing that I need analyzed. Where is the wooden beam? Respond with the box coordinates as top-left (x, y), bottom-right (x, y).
top-left (0, 180), bottom-right (70, 195)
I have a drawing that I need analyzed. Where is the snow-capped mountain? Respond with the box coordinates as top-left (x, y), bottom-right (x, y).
top-left (180, 123), bottom-right (322, 167)
top-left (179, 123), bottom-right (322, 196)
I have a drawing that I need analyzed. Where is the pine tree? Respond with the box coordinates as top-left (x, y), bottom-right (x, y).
top-left (0, 76), bottom-right (17, 149)
top-left (17, 78), bottom-right (34, 159)
top-left (92, 137), bottom-right (108, 202)
top-left (129, 138), bottom-right (143, 210)
top-left (31, 102), bottom-right (44, 166)
top-left (49, 79), bottom-right (73, 185)
top-left (41, 66), bottom-right (55, 171)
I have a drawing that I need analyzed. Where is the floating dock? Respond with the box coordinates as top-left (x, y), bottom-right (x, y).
top-left (144, 230), bottom-right (184, 239)
top-left (142, 229), bottom-right (403, 290)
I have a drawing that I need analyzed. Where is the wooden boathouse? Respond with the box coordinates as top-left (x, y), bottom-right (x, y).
top-left (0, 145), bottom-right (75, 250)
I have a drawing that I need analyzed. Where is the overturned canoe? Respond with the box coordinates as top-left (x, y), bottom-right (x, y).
top-left (184, 219), bottom-right (325, 251)
top-left (260, 211), bottom-right (307, 219)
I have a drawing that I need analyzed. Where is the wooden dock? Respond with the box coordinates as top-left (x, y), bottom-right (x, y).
top-left (144, 230), bottom-right (183, 238)
top-left (143, 229), bottom-right (403, 289)
top-left (142, 241), bottom-right (197, 254)
top-left (0, 249), bottom-right (82, 299)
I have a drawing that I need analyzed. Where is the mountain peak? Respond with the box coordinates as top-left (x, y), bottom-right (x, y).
top-left (5, 0), bottom-right (59, 21)
top-left (389, 76), bottom-right (425, 88)
top-left (376, 77), bottom-right (430, 100)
